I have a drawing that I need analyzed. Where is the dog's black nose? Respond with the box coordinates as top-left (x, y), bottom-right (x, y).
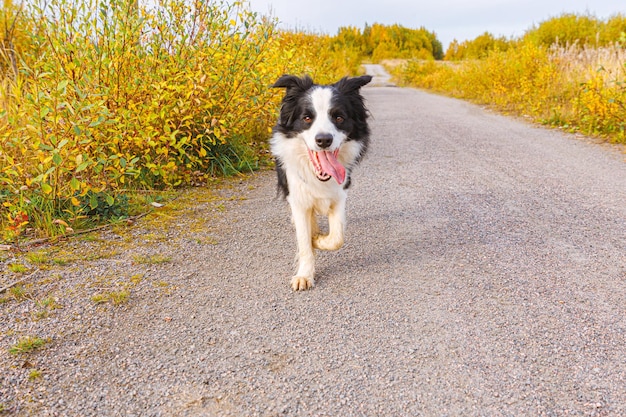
top-left (315, 133), bottom-right (333, 149)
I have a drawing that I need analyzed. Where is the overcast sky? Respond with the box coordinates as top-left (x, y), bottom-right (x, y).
top-left (246, 0), bottom-right (626, 50)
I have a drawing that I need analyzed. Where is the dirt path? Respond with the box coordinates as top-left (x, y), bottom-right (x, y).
top-left (2, 78), bottom-right (626, 416)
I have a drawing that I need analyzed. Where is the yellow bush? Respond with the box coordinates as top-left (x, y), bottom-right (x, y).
top-left (395, 41), bottom-right (625, 143)
top-left (445, 32), bottom-right (510, 61)
top-left (575, 68), bottom-right (626, 141)
top-left (0, 0), bottom-right (360, 241)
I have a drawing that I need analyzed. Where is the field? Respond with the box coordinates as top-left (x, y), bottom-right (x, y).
top-left (1, 2), bottom-right (624, 243)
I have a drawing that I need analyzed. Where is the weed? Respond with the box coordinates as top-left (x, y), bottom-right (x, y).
top-left (153, 280), bottom-right (176, 295)
top-left (79, 234), bottom-right (99, 242)
top-left (109, 290), bottom-right (130, 306)
top-left (91, 289), bottom-right (130, 306)
top-left (90, 294), bottom-right (108, 304)
top-left (8, 264), bottom-right (27, 273)
top-left (37, 296), bottom-right (63, 311)
top-left (8, 336), bottom-right (48, 354)
top-left (26, 251), bottom-right (49, 265)
top-left (9, 285), bottom-right (29, 301)
top-left (51, 258), bottom-right (69, 266)
top-left (28, 369), bottom-right (43, 380)
top-left (132, 254), bottom-right (171, 265)
top-left (80, 192), bottom-right (130, 221)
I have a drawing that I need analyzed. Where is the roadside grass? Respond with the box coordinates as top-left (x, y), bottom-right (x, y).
top-left (8, 336), bottom-right (48, 355)
top-left (32, 296), bottom-right (63, 320)
top-left (28, 369), bottom-right (43, 380)
top-left (393, 43), bottom-right (625, 143)
top-left (7, 285), bottom-right (30, 301)
top-left (91, 289), bottom-right (130, 306)
top-left (392, 14), bottom-right (626, 145)
top-left (8, 263), bottom-right (27, 273)
top-left (132, 254), bottom-right (172, 265)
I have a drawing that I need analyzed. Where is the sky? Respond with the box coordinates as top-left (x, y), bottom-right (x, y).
top-left (246, 0), bottom-right (626, 50)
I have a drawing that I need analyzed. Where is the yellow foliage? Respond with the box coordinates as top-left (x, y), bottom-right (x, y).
top-left (0, 0), bottom-right (359, 241)
top-left (394, 41), bottom-right (625, 143)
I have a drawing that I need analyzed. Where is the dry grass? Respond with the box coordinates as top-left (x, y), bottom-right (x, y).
top-left (394, 42), bottom-right (626, 143)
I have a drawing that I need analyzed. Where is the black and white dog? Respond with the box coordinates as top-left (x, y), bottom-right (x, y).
top-left (270, 74), bottom-right (372, 290)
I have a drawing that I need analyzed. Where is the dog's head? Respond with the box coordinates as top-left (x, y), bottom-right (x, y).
top-left (272, 74), bottom-right (372, 184)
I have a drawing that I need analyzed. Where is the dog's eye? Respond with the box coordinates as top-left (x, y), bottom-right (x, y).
top-left (303, 115), bottom-right (313, 123)
top-left (335, 116), bottom-right (345, 124)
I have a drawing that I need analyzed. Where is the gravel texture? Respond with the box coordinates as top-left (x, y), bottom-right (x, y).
top-left (2, 70), bottom-right (626, 416)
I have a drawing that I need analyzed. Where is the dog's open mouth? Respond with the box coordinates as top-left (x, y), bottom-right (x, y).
top-left (307, 149), bottom-right (346, 185)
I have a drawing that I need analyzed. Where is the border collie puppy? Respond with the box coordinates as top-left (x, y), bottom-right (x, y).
top-left (270, 74), bottom-right (372, 290)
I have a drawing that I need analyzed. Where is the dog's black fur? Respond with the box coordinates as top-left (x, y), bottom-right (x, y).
top-left (272, 75), bottom-right (372, 197)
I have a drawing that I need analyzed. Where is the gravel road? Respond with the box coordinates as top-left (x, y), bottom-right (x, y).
top-left (2, 68), bottom-right (626, 416)
top-left (361, 64), bottom-right (394, 86)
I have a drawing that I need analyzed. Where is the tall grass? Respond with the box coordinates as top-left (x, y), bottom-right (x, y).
top-left (0, 0), bottom-right (356, 242)
top-left (393, 41), bottom-right (626, 143)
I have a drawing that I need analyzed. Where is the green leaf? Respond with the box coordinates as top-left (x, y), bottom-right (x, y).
top-left (52, 152), bottom-right (62, 166)
top-left (89, 194), bottom-right (98, 210)
top-left (70, 177), bottom-right (80, 191)
top-left (41, 183), bottom-right (53, 194)
top-left (76, 161), bottom-right (90, 172)
top-left (57, 80), bottom-right (69, 92)
top-left (89, 116), bottom-right (105, 127)
top-left (105, 194), bottom-right (114, 206)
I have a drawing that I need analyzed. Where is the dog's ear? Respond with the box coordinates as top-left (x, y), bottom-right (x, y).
top-left (334, 75), bottom-right (373, 94)
top-left (272, 74), bottom-right (314, 92)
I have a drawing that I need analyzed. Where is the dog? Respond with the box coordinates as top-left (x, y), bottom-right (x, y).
top-left (270, 74), bottom-right (372, 290)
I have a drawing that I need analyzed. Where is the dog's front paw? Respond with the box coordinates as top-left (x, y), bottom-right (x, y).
top-left (313, 234), bottom-right (344, 251)
top-left (291, 276), bottom-right (314, 291)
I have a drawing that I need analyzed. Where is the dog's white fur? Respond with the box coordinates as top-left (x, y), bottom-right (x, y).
top-left (271, 128), bottom-right (364, 290)
top-left (270, 75), bottom-right (371, 290)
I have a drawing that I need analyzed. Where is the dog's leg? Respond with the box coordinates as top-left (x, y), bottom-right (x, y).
top-left (290, 204), bottom-right (316, 291)
top-left (310, 211), bottom-right (319, 242)
top-left (313, 197), bottom-right (346, 251)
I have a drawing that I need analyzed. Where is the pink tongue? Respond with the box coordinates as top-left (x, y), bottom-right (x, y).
top-left (319, 150), bottom-right (346, 184)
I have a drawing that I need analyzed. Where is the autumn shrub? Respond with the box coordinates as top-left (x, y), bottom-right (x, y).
top-left (524, 13), bottom-right (601, 47)
top-left (564, 45), bottom-right (626, 140)
top-left (277, 30), bottom-right (362, 83)
top-left (0, 0), bottom-right (359, 242)
top-left (397, 12), bottom-right (626, 144)
top-left (0, 0), bottom-right (33, 76)
top-left (445, 32), bottom-right (511, 61)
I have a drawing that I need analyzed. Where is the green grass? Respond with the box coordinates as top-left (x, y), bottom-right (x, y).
top-left (25, 251), bottom-right (49, 264)
top-left (28, 369), bottom-right (43, 380)
top-left (8, 285), bottom-right (29, 301)
top-left (8, 264), bottom-right (27, 273)
top-left (132, 254), bottom-right (171, 265)
top-left (8, 336), bottom-right (48, 354)
top-left (91, 289), bottom-right (130, 306)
